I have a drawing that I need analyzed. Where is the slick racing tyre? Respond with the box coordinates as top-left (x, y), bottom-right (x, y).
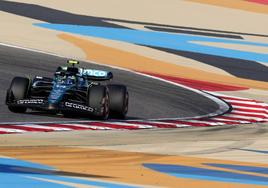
top-left (107, 84), bottom-right (129, 119)
top-left (6, 77), bottom-right (31, 113)
top-left (88, 85), bottom-right (110, 120)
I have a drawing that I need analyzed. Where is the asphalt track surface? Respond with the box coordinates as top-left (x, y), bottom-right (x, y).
top-left (0, 44), bottom-right (219, 123)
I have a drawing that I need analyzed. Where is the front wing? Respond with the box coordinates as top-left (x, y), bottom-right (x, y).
top-left (7, 98), bottom-right (100, 115)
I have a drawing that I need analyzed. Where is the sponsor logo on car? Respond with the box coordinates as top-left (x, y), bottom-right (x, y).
top-left (65, 102), bottom-right (94, 112)
top-left (17, 99), bottom-right (44, 104)
top-left (80, 69), bottom-right (108, 77)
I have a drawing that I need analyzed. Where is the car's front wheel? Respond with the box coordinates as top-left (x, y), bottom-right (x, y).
top-left (6, 77), bottom-right (31, 113)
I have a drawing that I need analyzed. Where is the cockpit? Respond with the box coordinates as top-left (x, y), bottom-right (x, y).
top-left (54, 66), bottom-right (87, 87)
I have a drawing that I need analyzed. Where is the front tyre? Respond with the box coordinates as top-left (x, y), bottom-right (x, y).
top-left (88, 85), bottom-right (110, 120)
top-left (107, 84), bottom-right (129, 119)
top-left (6, 77), bottom-right (31, 113)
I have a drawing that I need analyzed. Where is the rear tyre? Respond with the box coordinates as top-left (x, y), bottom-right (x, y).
top-left (88, 85), bottom-right (110, 120)
top-left (6, 77), bottom-right (30, 113)
top-left (107, 84), bottom-right (128, 119)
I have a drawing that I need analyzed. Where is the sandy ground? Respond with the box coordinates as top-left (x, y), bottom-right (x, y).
top-left (1, 124), bottom-right (268, 187)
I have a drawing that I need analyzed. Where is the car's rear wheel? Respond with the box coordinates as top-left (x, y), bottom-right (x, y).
top-left (88, 85), bottom-right (110, 120)
top-left (107, 84), bottom-right (128, 119)
top-left (6, 77), bottom-right (30, 113)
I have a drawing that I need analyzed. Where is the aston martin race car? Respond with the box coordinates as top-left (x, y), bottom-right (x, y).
top-left (5, 60), bottom-right (129, 119)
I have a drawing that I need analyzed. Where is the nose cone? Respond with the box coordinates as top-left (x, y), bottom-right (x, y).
top-left (48, 83), bottom-right (67, 104)
top-left (48, 90), bottom-right (62, 104)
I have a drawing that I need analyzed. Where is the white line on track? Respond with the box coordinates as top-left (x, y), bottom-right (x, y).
top-left (122, 121), bottom-right (191, 128)
top-left (147, 121), bottom-right (189, 127)
top-left (231, 105), bottom-right (268, 112)
top-left (18, 124), bottom-right (72, 131)
top-left (210, 118), bottom-right (250, 124)
top-left (62, 124), bottom-right (114, 130)
top-left (223, 114), bottom-right (262, 121)
top-left (182, 120), bottom-right (225, 126)
top-left (224, 99), bottom-right (260, 105)
top-left (231, 110), bottom-right (268, 117)
top-left (0, 128), bottom-right (26, 133)
top-left (104, 122), bottom-right (154, 129)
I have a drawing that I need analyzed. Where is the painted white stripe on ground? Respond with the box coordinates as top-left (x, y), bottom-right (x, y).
top-left (231, 110), bottom-right (268, 117)
top-left (128, 121), bottom-right (191, 128)
top-left (149, 121), bottom-right (191, 127)
top-left (20, 124), bottom-right (72, 131)
top-left (207, 92), bottom-right (250, 100)
top-left (224, 100), bottom-right (259, 105)
top-left (231, 105), bottom-right (268, 112)
top-left (183, 120), bottom-right (225, 126)
top-left (145, 121), bottom-right (179, 125)
top-left (0, 128), bottom-right (26, 133)
top-left (222, 115), bottom-right (262, 121)
top-left (0, 120), bottom-right (98, 125)
top-left (261, 103), bottom-right (268, 107)
top-left (63, 124), bottom-right (114, 130)
top-left (174, 124), bottom-right (192, 128)
top-left (211, 118), bottom-right (250, 124)
top-left (105, 122), bottom-right (154, 129)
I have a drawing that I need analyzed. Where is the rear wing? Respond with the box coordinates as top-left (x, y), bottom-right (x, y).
top-left (79, 69), bottom-right (113, 81)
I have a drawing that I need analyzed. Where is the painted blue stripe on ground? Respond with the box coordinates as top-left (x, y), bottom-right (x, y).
top-left (34, 23), bottom-right (268, 63)
top-left (143, 163), bottom-right (268, 186)
top-left (0, 157), bottom-right (53, 170)
top-left (28, 174), bottom-right (138, 188)
top-left (236, 148), bottom-right (268, 154)
top-left (206, 163), bottom-right (268, 175)
top-left (0, 173), bottom-right (71, 188)
top-left (0, 157), bottom-right (139, 188)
